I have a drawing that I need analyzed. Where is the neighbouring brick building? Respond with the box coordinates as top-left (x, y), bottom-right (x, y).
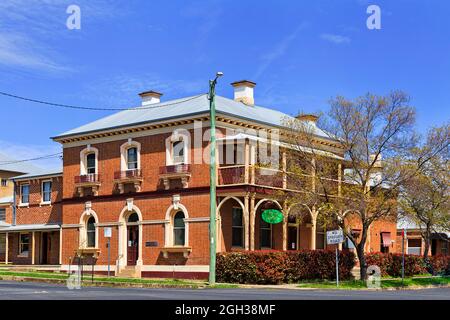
top-left (0, 81), bottom-right (399, 278)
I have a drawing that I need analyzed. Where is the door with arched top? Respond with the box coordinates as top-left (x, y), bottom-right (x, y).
top-left (127, 213), bottom-right (139, 266)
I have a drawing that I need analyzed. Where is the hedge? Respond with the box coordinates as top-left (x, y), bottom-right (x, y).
top-left (216, 250), bottom-right (356, 284)
top-left (365, 253), bottom-right (450, 277)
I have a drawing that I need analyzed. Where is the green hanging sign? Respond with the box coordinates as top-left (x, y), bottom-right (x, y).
top-left (262, 209), bottom-right (284, 224)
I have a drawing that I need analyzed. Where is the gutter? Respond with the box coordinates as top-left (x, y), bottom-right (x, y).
top-left (12, 179), bottom-right (16, 226)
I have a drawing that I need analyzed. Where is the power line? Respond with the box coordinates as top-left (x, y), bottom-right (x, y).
top-left (0, 153), bottom-right (63, 165)
top-left (0, 91), bottom-right (206, 111)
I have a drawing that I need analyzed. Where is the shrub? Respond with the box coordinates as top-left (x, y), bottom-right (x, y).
top-left (216, 250), bottom-right (356, 284)
top-left (365, 253), bottom-right (450, 277)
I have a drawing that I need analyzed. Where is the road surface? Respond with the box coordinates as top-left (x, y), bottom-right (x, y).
top-left (0, 281), bottom-right (449, 300)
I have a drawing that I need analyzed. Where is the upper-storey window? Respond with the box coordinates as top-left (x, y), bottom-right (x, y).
top-left (0, 179), bottom-right (7, 187)
top-left (0, 208), bottom-right (5, 222)
top-left (127, 147), bottom-right (138, 170)
top-left (42, 181), bottom-right (52, 203)
top-left (86, 153), bottom-right (96, 174)
top-left (172, 141), bottom-right (185, 164)
top-left (20, 184), bottom-right (30, 205)
top-left (80, 146), bottom-right (99, 176)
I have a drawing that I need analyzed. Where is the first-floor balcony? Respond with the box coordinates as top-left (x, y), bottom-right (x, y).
top-left (159, 164), bottom-right (191, 190)
top-left (74, 174), bottom-right (101, 197)
top-left (114, 169), bottom-right (143, 193)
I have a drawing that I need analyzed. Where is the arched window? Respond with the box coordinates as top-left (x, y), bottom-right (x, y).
top-left (86, 153), bottom-right (96, 174)
top-left (172, 141), bottom-right (185, 164)
top-left (232, 207), bottom-right (244, 247)
top-left (128, 212), bottom-right (139, 223)
top-left (260, 215), bottom-right (272, 248)
top-left (173, 211), bottom-right (185, 246)
top-left (86, 217), bottom-right (96, 248)
top-left (127, 147), bottom-right (138, 170)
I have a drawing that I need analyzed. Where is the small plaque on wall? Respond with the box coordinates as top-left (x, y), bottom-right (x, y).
top-left (145, 241), bottom-right (158, 247)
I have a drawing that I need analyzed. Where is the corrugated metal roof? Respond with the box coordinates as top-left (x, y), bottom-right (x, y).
top-left (0, 153), bottom-right (41, 175)
top-left (0, 223), bottom-right (61, 232)
top-left (13, 168), bottom-right (62, 180)
top-left (53, 94), bottom-right (330, 140)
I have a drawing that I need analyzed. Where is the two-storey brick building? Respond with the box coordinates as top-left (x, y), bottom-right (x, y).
top-left (1, 81), bottom-right (398, 278)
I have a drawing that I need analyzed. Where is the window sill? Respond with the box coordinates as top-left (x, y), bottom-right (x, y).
top-left (40, 202), bottom-right (52, 207)
top-left (18, 203), bottom-right (29, 208)
top-left (17, 254), bottom-right (29, 258)
top-left (162, 246), bottom-right (192, 258)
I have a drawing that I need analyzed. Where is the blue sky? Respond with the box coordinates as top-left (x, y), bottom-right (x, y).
top-left (0, 0), bottom-right (449, 170)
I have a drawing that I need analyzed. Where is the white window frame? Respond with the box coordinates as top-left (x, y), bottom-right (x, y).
top-left (164, 203), bottom-right (189, 248)
top-left (19, 232), bottom-right (30, 257)
top-left (79, 209), bottom-right (99, 249)
top-left (172, 211), bottom-right (186, 247)
top-left (80, 146), bottom-right (99, 175)
top-left (41, 180), bottom-right (52, 205)
top-left (165, 129), bottom-right (190, 166)
top-left (19, 183), bottom-right (30, 207)
top-left (120, 140), bottom-right (141, 172)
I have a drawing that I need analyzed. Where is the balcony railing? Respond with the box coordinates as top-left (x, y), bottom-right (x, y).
top-left (114, 169), bottom-right (142, 180)
top-left (218, 165), bottom-right (245, 185)
top-left (254, 167), bottom-right (284, 188)
top-left (74, 174), bottom-right (100, 184)
top-left (159, 164), bottom-right (191, 175)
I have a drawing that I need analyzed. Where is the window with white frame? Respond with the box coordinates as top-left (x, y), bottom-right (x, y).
top-left (0, 208), bottom-right (5, 222)
top-left (86, 216), bottom-right (96, 248)
top-left (20, 184), bottom-right (30, 204)
top-left (19, 233), bottom-right (30, 256)
top-left (127, 147), bottom-right (138, 170)
top-left (86, 153), bottom-right (96, 174)
top-left (407, 238), bottom-right (421, 255)
top-left (172, 141), bottom-right (185, 164)
top-left (42, 181), bottom-right (52, 203)
top-left (173, 211), bottom-right (186, 246)
top-left (232, 207), bottom-right (244, 247)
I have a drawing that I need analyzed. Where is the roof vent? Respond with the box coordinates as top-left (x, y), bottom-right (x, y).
top-left (139, 91), bottom-right (163, 106)
top-left (231, 80), bottom-right (256, 106)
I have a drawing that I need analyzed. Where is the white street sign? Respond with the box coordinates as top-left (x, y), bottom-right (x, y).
top-left (104, 227), bottom-right (112, 238)
top-left (327, 229), bottom-right (344, 245)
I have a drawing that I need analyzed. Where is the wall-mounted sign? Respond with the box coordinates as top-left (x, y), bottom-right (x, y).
top-left (104, 227), bottom-right (112, 238)
top-left (262, 209), bottom-right (283, 224)
top-left (145, 241), bottom-right (158, 247)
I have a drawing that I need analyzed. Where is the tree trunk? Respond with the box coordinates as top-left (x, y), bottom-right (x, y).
top-left (357, 243), bottom-right (367, 280)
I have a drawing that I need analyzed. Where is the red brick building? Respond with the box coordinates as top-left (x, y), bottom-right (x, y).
top-left (0, 81), bottom-right (398, 278)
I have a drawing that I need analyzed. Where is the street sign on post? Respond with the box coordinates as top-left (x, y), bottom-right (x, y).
top-left (327, 229), bottom-right (344, 287)
top-left (104, 227), bottom-right (112, 277)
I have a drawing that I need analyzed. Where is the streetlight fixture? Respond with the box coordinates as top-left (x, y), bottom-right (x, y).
top-left (208, 71), bottom-right (223, 285)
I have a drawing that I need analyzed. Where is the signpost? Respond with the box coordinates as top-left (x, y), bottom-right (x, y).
top-left (104, 227), bottom-right (112, 277)
top-left (327, 229), bottom-right (344, 287)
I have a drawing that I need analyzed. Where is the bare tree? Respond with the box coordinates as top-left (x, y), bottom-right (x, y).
top-left (281, 91), bottom-right (449, 280)
top-left (399, 124), bottom-right (450, 261)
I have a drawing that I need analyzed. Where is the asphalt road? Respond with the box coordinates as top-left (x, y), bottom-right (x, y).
top-left (0, 281), bottom-right (449, 300)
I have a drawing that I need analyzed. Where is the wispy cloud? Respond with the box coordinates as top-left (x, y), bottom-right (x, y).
top-left (320, 33), bottom-right (351, 44)
top-left (80, 74), bottom-right (206, 108)
top-left (0, 140), bottom-right (62, 171)
top-left (0, 0), bottom-right (123, 74)
top-left (253, 23), bottom-right (308, 80)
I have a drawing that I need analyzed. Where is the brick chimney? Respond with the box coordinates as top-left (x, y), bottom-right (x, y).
top-left (296, 114), bottom-right (319, 123)
top-left (231, 80), bottom-right (256, 106)
top-left (139, 90), bottom-right (163, 106)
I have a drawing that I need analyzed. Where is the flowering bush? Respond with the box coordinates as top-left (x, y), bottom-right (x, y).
top-left (216, 250), bottom-right (356, 284)
top-left (365, 253), bottom-right (450, 277)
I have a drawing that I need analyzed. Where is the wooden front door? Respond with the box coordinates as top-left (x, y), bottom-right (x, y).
top-left (288, 226), bottom-right (298, 250)
top-left (127, 226), bottom-right (139, 265)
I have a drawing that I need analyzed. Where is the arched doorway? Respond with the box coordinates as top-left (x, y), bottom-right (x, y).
top-left (286, 204), bottom-right (313, 250)
top-left (127, 212), bottom-right (139, 266)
